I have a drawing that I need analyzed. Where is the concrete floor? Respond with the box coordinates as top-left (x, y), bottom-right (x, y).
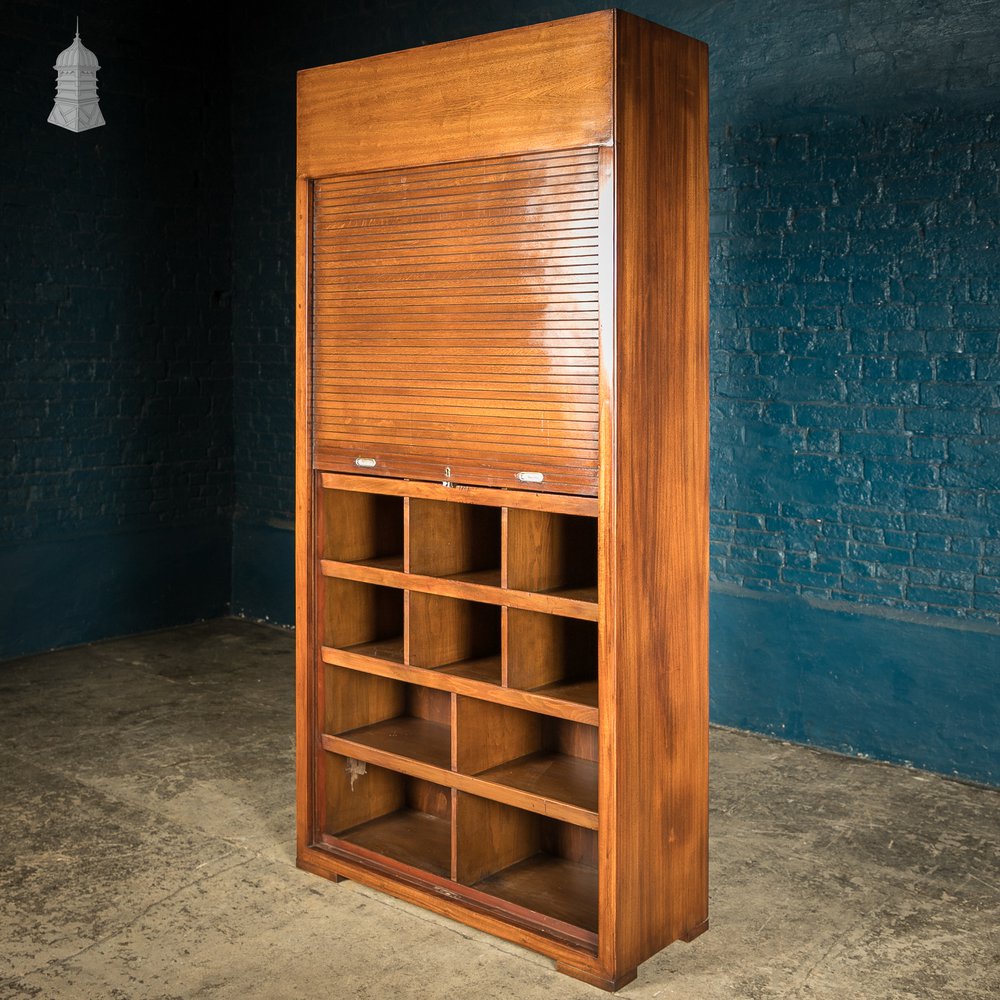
top-left (0, 619), bottom-right (997, 1000)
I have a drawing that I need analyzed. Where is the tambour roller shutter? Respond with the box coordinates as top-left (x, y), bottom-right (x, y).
top-left (310, 147), bottom-right (601, 496)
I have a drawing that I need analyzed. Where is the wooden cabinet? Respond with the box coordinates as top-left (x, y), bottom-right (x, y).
top-left (296, 10), bottom-right (708, 990)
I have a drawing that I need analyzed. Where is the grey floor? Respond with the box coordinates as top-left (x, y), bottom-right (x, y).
top-left (1, 619), bottom-right (997, 1000)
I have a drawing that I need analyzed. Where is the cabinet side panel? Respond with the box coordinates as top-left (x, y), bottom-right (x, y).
top-left (297, 12), bottom-right (613, 177)
top-left (607, 14), bottom-right (709, 972)
top-left (296, 178), bottom-right (317, 859)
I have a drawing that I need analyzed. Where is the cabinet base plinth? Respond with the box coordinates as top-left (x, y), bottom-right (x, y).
top-left (680, 917), bottom-right (709, 942)
top-left (555, 961), bottom-right (636, 992)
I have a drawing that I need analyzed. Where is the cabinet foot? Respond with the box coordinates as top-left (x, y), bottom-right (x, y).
top-left (555, 962), bottom-right (637, 992)
top-left (680, 917), bottom-right (709, 942)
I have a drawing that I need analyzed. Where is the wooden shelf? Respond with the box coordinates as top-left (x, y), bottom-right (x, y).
top-left (541, 584), bottom-right (597, 605)
top-left (437, 654), bottom-right (503, 685)
top-left (337, 809), bottom-right (452, 879)
top-left (322, 645), bottom-right (598, 726)
top-left (533, 678), bottom-right (598, 710)
top-left (337, 636), bottom-right (405, 664)
top-left (331, 716), bottom-right (451, 770)
top-left (320, 559), bottom-right (598, 621)
top-left (473, 854), bottom-right (598, 934)
top-left (477, 752), bottom-right (598, 816)
top-left (440, 568), bottom-right (502, 589)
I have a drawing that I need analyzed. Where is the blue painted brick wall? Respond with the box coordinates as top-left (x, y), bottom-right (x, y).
top-left (710, 110), bottom-right (1000, 624)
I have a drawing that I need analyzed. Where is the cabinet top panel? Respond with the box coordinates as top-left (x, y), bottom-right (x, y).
top-left (297, 10), bottom-right (614, 178)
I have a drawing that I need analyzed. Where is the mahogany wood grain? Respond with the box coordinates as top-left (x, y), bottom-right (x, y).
top-left (297, 10), bottom-right (709, 990)
top-left (303, 840), bottom-right (599, 957)
top-left (332, 716), bottom-right (451, 770)
top-left (406, 593), bottom-right (501, 670)
top-left (319, 488), bottom-right (403, 564)
top-left (407, 500), bottom-right (501, 579)
top-left (294, 180), bottom-right (314, 863)
top-left (321, 577), bottom-right (403, 649)
top-left (319, 472), bottom-right (598, 517)
top-left (310, 148), bottom-right (602, 496)
top-left (453, 698), bottom-right (542, 775)
top-left (505, 609), bottom-right (598, 695)
top-left (321, 662), bottom-right (403, 738)
top-left (322, 748), bottom-right (403, 836)
top-left (330, 766), bottom-right (452, 877)
top-left (453, 792), bottom-right (538, 886)
top-left (297, 12), bottom-right (613, 177)
top-left (476, 753), bottom-right (598, 817)
top-left (436, 655), bottom-right (503, 686)
top-left (473, 853), bottom-right (598, 934)
top-left (321, 645), bottom-right (598, 726)
top-left (321, 732), bottom-right (598, 831)
top-left (320, 558), bottom-right (599, 621)
top-left (340, 808), bottom-right (452, 879)
top-left (599, 11), bottom-right (709, 977)
top-left (338, 636), bottom-right (405, 665)
top-left (505, 508), bottom-right (598, 595)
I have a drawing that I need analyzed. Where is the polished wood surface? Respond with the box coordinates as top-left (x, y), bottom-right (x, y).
top-left (600, 11), bottom-right (709, 976)
top-left (297, 10), bottom-right (709, 989)
top-left (453, 792), bottom-right (538, 886)
top-left (334, 716), bottom-right (452, 770)
top-left (320, 472), bottom-right (598, 517)
top-left (323, 749), bottom-right (404, 836)
top-left (322, 644), bottom-right (599, 726)
top-left (453, 698), bottom-right (541, 775)
top-left (474, 853), bottom-right (598, 934)
top-left (477, 752), bottom-right (598, 816)
top-left (339, 808), bottom-right (452, 878)
top-left (307, 835), bottom-right (600, 958)
top-left (407, 592), bottom-right (500, 670)
top-left (320, 732), bottom-right (598, 830)
top-left (297, 11), bottom-right (613, 178)
top-left (311, 149), bottom-right (601, 496)
top-left (407, 500), bottom-right (501, 578)
top-left (505, 610), bottom-right (598, 697)
top-left (320, 488), bottom-right (403, 564)
top-left (322, 662), bottom-right (402, 735)
top-left (321, 577), bottom-right (403, 648)
top-left (320, 558), bottom-right (599, 621)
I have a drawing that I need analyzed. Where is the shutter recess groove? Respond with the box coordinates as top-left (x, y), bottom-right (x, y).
top-left (311, 147), bottom-right (601, 495)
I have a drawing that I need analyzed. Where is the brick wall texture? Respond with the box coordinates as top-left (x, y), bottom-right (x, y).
top-left (710, 110), bottom-right (1000, 623)
top-left (0, 3), bottom-right (233, 548)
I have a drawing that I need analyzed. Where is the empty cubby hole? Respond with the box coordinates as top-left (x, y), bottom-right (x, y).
top-left (407, 593), bottom-right (502, 685)
top-left (408, 498), bottom-right (501, 584)
top-left (504, 509), bottom-right (597, 599)
top-left (321, 578), bottom-right (404, 663)
top-left (453, 793), bottom-right (598, 934)
top-left (453, 699), bottom-right (597, 815)
top-left (318, 487), bottom-right (404, 569)
top-left (322, 753), bottom-right (451, 878)
top-left (505, 610), bottom-right (597, 709)
top-left (322, 667), bottom-right (451, 770)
